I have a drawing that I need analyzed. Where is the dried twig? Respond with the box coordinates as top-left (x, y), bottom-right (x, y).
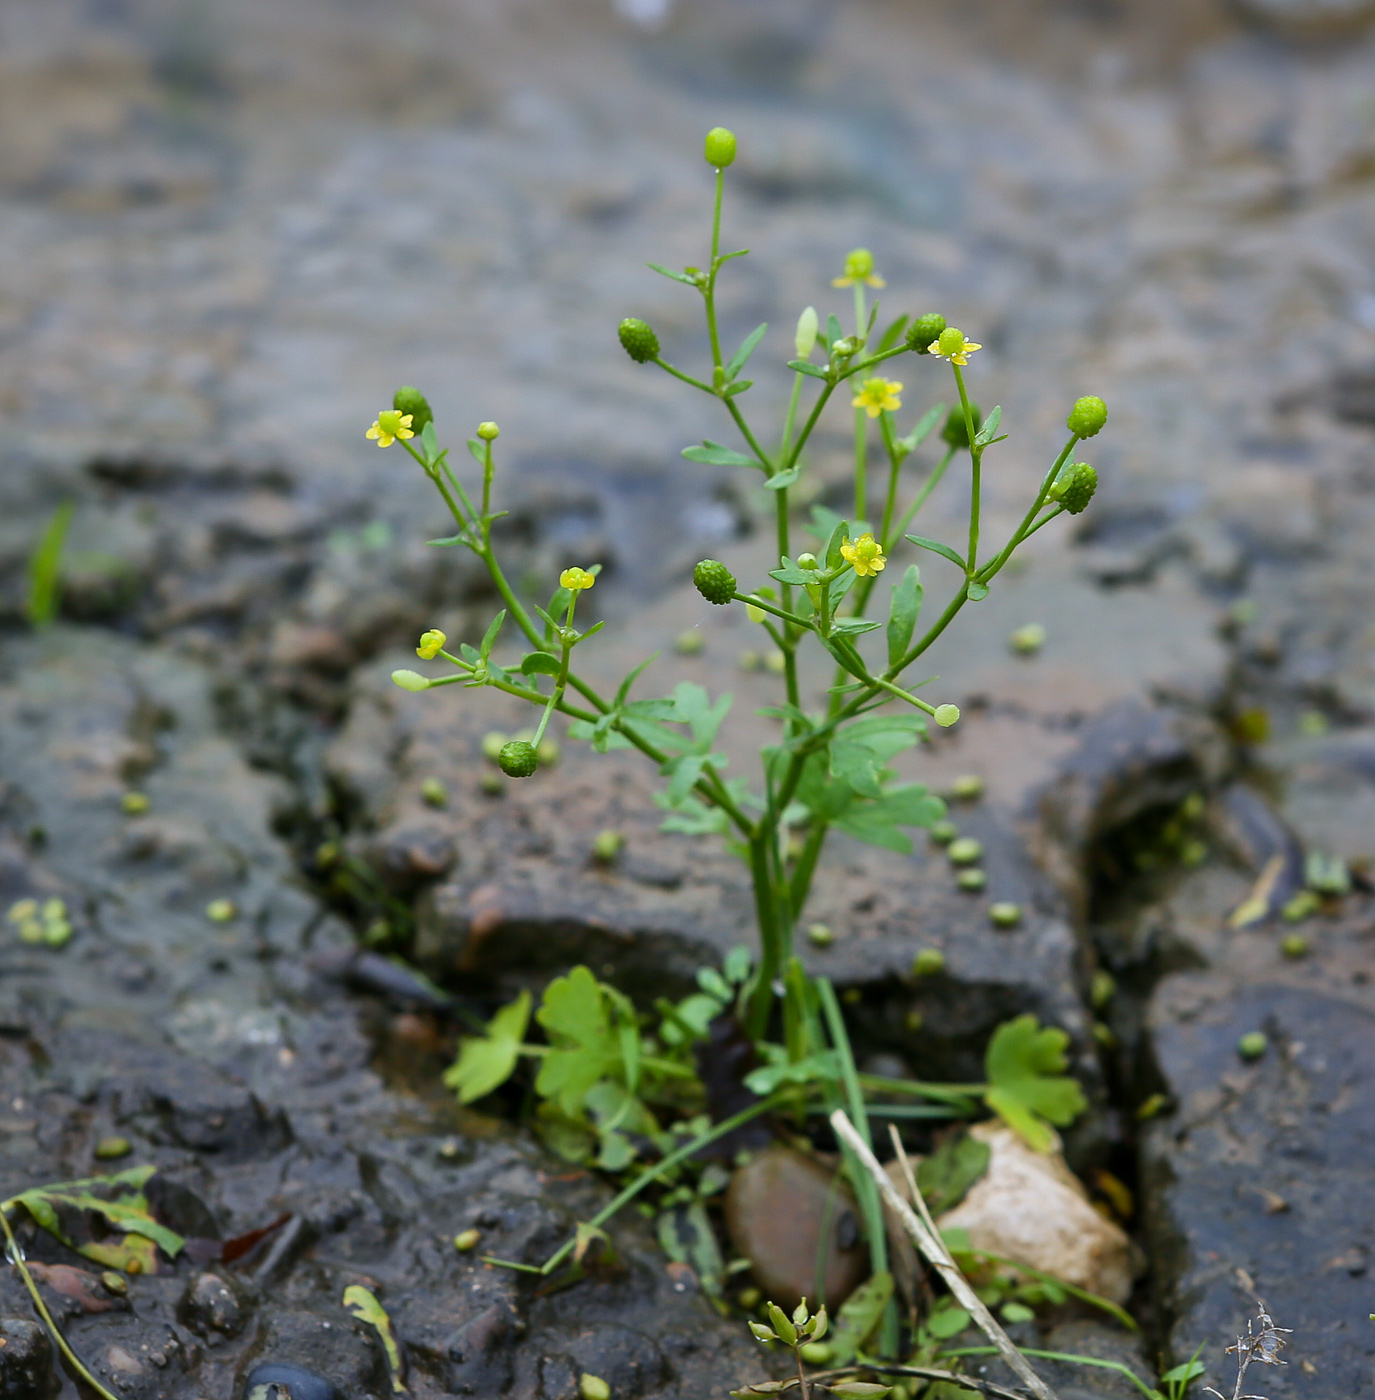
top-left (820, 1362), bottom-right (1032, 1400)
top-left (1203, 1303), bottom-right (1290, 1400)
top-left (828, 1111), bottom-right (1060, 1400)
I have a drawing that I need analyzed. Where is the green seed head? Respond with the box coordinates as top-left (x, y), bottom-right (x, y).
top-left (453, 1228), bottom-right (481, 1252)
top-left (579, 1375), bottom-right (611, 1400)
top-left (693, 559), bottom-right (737, 605)
top-left (989, 902), bottom-right (1022, 929)
top-left (95, 1136), bottom-right (132, 1160)
top-left (936, 326), bottom-right (965, 357)
top-left (121, 791), bottom-right (150, 815)
top-left (929, 820), bottom-right (958, 845)
top-left (481, 732), bottom-right (509, 762)
top-left (618, 317), bottom-right (660, 364)
top-left (906, 312), bottom-right (947, 353)
top-left (842, 248), bottom-right (875, 281)
top-left (593, 829), bottom-right (624, 864)
top-left (421, 777), bottom-right (448, 809)
top-left (796, 552), bottom-right (819, 570)
top-left (950, 774), bottom-right (984, 801)
top-left (498, 740), bottom-right (538, 778)
top-left (941, 403), bottom-right (983, 449)
top-left (1281, 933), bottom-right (1309, 959)
top-left (911, 948), bottom-right (946, 977)
top-left (476, 421), bottom-right (500, 441)
top-left (1238, 1030), bottom-right (1268, 1061)
top-left (1054, 462), bottom-right (1098, 515)
top-left (393, 386), bottom-right (433, 434)
top-left (704, 127), bottom-right (737, 168)
top-left (1067, 395), bottom-right (1108, 439)
top-left (948, 837), bottom-right (983, 865)
top-left (956, 868), bottom-right (987, 892)
top-left (806, 922), bottom-right (834, 947)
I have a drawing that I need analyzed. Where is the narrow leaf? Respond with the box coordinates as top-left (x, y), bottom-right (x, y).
top-left (887, 565), bottom-right (923, 667)
top-left (479, 610), bottom-right (507, 661)
top-left (682, 441), bottom-right (759, 468)
top-left (763, 467), bottom-right (800, 491)
top-left (904, 534), bottom-right (967, 570)
top-left (787, 360), bottom-right (830, 380)
top-left (647, 261), bottom-right (698, 286)
top-left (973, 405), bottom-right (1003, 447)
top-left (725, 322), bottom-right (768, 380)
top-left (825, 313), bottom-right (843, 349)
top-left (897, 404), bottom-right (945, 454)
top-left (722, 380), bottom-right (753, 398)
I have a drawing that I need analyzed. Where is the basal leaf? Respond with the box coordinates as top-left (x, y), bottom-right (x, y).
top-left (984, 1014), bottom-right (1088, 1152)
top-left (444, 990), bottom-right (532, 1103)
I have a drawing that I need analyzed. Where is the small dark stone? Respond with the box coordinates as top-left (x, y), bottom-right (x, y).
top-left (0, 1317), bottom-right (54, 1400)
top-left (179, 1271), bottom-right (249, 1338)
top-left (244, 1362), bottom-right (339, 1400)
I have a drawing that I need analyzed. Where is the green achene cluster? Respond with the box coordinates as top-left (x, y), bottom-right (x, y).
top-left (372, 126), bottom-right (1106, 1358)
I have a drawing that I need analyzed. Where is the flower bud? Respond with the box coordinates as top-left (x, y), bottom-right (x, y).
top-left (498, 740), bottom-right (539, 778)
top-left (618, 317), bottom-right (660, 364)
top-left (795, 306), bottom-right (819, 359)
top-left (416, 628), bottom-right (447, 660)
top-left (392, 669), bottom-right (431, 692)
top-left (1066, 395), bottom-right (1108, 439)
top-left (934, 703), bottom-right (960, 727)
top-left (1052, 462), bottom-right (1097, 515)
top-left (940, 404), bottom-right (982, 449)
top-left (704, 127), bottom-right (737, 168)
top-left (905, 312), bottom-right (947, 353)
top-left (477, 421), bottom-right (500, 441)
top-left (693, 559), bottom-right (737, 605)
top-left (796, 552), bottom-right (819, 570)
top-left (393, 386), bottom-right (433, 434)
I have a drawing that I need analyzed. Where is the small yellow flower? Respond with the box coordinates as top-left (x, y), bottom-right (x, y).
top-left (559, 566), bottom-right (596, 592)
top-left (831, 247), bottom-right (885, 289)
top-left (416, 628), bottom-right (447, 660)
top-left (852, 377), bottom-right (902, 418)
top-left (840, 533), bottom-right (887, 578)
top-left (928, 328), bottom-right (982, 366)
top-left (366, 409), bottom-right (415, 448)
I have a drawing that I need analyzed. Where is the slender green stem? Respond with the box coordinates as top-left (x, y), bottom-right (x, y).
top-left (780, 379), bottom-right (836, 476)
top-left (892, 444), bottom-right (956, 545)
top-left (788, 819), bottom-right (827, 915)
top-left (732, 592), bottom-right (813, 630)
top-left (652, 357), bottom-right (714, 394)
top-left (1, 1207), bottom-right (122, 1400)
top-left (878, 412), bottom-right (902, 548)
top-left (704, 169), bottom-right (725, 371)
top-left (851, 281), bottom-right (869, 522)
top-left (482, 439), bottom-right (494, 517)
top-left (534, 1094), bottom-right (782, 1275)
top-left (952, 364), bottom-right (980, 572)
top-left (745, 833), bottom-right (784, 1038)
top-left (780, 369), bottom-right (805, 460)
top-left (975, 434), bottom-right (1078, 584)
top-left (725, 397), bottom-right (774, 471)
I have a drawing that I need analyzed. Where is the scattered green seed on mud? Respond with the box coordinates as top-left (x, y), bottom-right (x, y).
top-left (948, 837), bottom-right (983, 865)
top-left (956, 868), bottom-right (986, 892)
top-left (453, 1229), bottom-right (481, 1252)
top-left (1237, 1031), bottom-right (1268, 1061)
top-left (95, 1136), bottom-right (131, 1160)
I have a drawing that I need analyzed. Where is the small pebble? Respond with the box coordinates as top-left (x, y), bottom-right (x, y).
top-left (989, 902), bottom-right (1021, 929)
top-left (1237, 1031), bottom-right (1268, 1061)
top-left (580, 1375), bottom-right (611, 1400)
top-left (121, 792), bottom-right (150, 815)
top-left (675, 630), bottom-right (705, 655)
top-left (928, 819), bottom-right (958, 845)
top-left (593, 830), bottom-right (624, 864)
top-left (806, 923), bottom-right (834, 948)
top-left (453, 1229), bottom-right (481, 1252)
top-left (205, 899), bottom-right (237, 923)
top-left (1281, 933), bottom-right (1309, 959)
top-left (480, 731), bottom-right (508, 762)
top-left (95, 1136), bottom-right (132, 1160)
top-left (421, 777), bottom-right (448, 808)
top-left (1008, 623), bottom-right (1046, 655)
top-left (911, 948), bottom-right (945, 977)
top-left (949, 774), bottom-right (984, 801)
top-left (437, 1137), bottom-right (462, 1160)
top-left (956, 868), bottom-right (986, 892)
top-left (947, 837), bottom-right (983, 865)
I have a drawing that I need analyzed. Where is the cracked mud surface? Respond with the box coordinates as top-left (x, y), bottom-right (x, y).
top-left (3, 0), bottom-right (1375, 1395)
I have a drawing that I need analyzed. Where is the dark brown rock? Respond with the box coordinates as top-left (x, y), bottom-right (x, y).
top-left (724, 1146), bottom-right (869, 1310)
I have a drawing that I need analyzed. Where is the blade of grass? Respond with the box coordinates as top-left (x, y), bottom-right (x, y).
top-left (1, 1204), bottom-right (122, 1400)
top-left (943, 1349), bottom-right (1162, 1400)
top-left (26, 502), bottom-right (73, 628)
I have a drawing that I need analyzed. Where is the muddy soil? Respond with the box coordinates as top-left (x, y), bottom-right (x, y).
top-left (3, 0), bottom-right (1375, 1396)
